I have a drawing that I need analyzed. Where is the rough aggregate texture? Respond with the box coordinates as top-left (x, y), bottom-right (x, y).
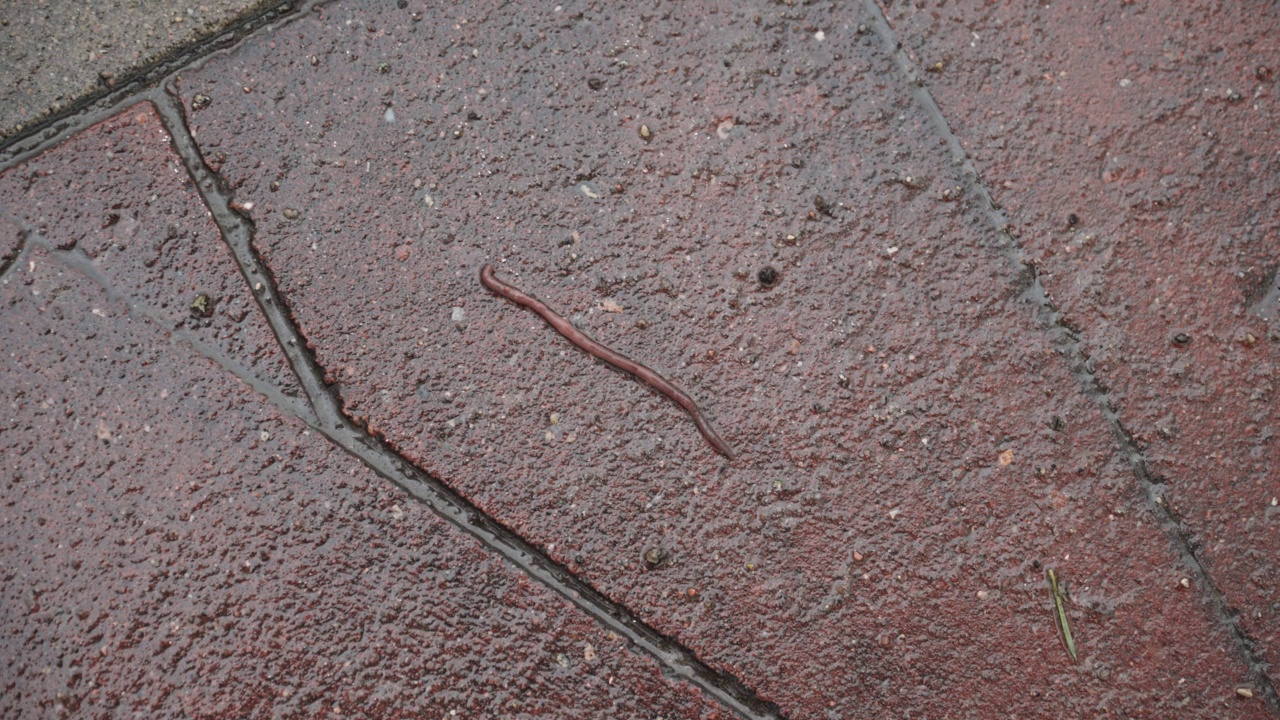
top-left (0, 0), bottom-right (280, 140)
top-left (0, 103), bottom-right (302, 403)
top-left (174, 0), bottom-right (1275, 715)
top-left (886, 0), bottom-right (1280, 678)
top-left (0, 114), bottom-right (722, 720)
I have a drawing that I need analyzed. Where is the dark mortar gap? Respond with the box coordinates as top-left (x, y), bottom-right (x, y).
top-left (150, 89), bottom-right (787, 720)
top-left (860, 0), bottom-right (1279, 710)
top-left (0, 1), bottom-right (315, 168)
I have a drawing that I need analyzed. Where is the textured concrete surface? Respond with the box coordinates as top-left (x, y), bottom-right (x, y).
top-left (888, 0), bottom-right (1280, 685)
top-left (0, 105), bottom-right (299, 398)
top-left (0, 0), bottom-right (278, 140)
top-left (0, 105), bottom-right (724, 719)
top-left (0, 0), bottom-right (1276, 717)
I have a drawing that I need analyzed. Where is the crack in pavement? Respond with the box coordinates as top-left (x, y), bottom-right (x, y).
top-left (150, 87), bottom-right (789, 720)
top-left (3, 228), bottom-right (318, 427)
top-left (861, 0), bottom-right (1280, 711)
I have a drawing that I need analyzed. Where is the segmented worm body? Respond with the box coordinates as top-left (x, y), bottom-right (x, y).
top-left (480, 264), bottom-right (735, 460)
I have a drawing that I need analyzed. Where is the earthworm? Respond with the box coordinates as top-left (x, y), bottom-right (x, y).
top-left (480, 264), bottom-right (735, 460)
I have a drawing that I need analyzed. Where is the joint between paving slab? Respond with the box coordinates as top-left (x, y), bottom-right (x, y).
top-left (149, 87), bottom-right (790, 720)
top-left (862, 0), bottom-right (1279, 710)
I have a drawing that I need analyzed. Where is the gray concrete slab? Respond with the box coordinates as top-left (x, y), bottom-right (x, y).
top-left (0, 0), bottom-right (281, 141)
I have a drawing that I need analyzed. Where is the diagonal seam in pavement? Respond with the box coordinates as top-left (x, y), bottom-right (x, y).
top-left (148, 88), bottom-right (790, 720)
top-left (862, 0), bottom-right (1280, 712)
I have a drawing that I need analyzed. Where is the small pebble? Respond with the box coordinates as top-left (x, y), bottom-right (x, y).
top-left (190, 293), bottom-right (213, 318)
top-left (1237, 687), bottom-right (1254, 699)
top-left (450, 307), bottom-right (467, 328)
top-left (638, 124), bottom-right (652, 141)
top-left (643, 547), bottom-right (667, 568)
top-left (282, 208), bottom-right (300, 220)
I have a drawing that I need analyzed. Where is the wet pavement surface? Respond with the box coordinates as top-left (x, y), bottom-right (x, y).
top-left (889, 0), bottom-right (1280, 696)
top-left (0, 105), bottom-right (723, 720)
top-left (1, 1), bottom-right (1276, 718)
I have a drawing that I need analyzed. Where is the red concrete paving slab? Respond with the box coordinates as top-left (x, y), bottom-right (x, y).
top-left (0, 248), bottom-right (727, 720)
top-left (0, 103), bottom-right (302, 404)
top-left (0, 117), bottom-right (724, 719)
top-left (180, 0), bottom-right (1270, 715)
top-left (886, 0), bottom-right (1280, 685)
